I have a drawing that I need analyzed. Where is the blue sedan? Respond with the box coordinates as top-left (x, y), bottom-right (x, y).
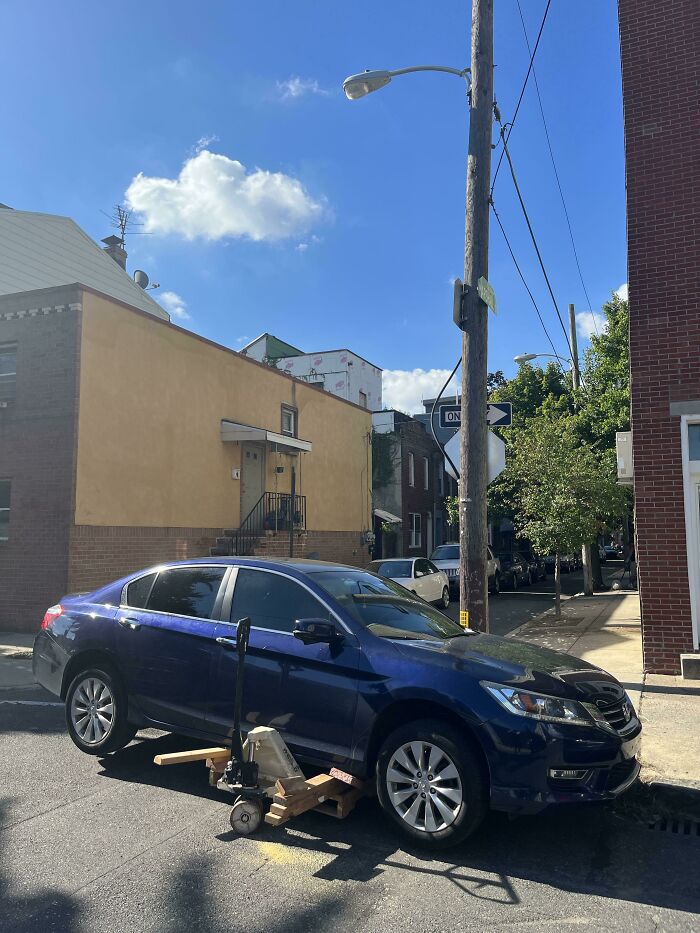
top-left (33, 558), bottom-right (641, 848)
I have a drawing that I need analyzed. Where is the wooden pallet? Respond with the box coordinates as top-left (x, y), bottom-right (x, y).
top-left (153, 746), bottom-right (365, 826)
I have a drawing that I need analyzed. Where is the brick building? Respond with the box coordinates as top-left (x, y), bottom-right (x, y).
top-left (371, 410), bottom-right (455, 559)
top-left (0, 209), bottom-right (373, 633)
top-left (619, 0), bottom-right (700, 674)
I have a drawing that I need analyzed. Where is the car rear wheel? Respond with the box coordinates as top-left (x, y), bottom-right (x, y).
top-left (65, 666), bottom-right (137, 755)
top-left (440, 586), bottom-right (450, 609)
top-left (377, 719), bottom-right (487, 848)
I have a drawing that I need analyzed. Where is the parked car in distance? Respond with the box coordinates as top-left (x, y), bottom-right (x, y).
top-left (368, 558), bottom-right (450, 608)
top-left (604, 545), bottom-right (621, 560)
top-left (33, 558), bottom-right (642, 848)
top-left (497, 551), bottom-right (532, 589)
top-left (430, 544), bottom-right (502, 595)
top-left (544, 553), bottom-right (579, 573)
top-left (598, 546), bottom-right (607, 564)
top-left (523, 551), bottom-right (547, 582)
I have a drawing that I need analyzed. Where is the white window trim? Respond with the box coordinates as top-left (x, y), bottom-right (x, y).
top-left (423, 457), bottom-right (429, 490)
top-left (680, 415), bottom-right (700, 649)
top-left (409, 512), bottom-right (422, 549)
top-left (408, 452), bottom-right (415, 487)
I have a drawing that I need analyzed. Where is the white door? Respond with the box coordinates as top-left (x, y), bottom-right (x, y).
top-left (414, 559), bottom-right (436, 601)
top-left (240, 442), bottom-right (265, 522)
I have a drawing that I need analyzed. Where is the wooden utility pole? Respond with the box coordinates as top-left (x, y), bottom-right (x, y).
top-left (569, 303), bottom-right (593, 596)
top-left (459, 0), bottom-right (494, 632)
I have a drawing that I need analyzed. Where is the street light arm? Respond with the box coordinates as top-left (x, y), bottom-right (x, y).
top-left (388, 65), bottom-right (470, 79)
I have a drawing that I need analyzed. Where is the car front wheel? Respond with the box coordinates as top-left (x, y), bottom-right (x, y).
top-left (65, 666), bottom-right (137, 755)
top-left (377, 719), bottom-right (487, 848)
top-left (440, 586), bottom-right (450, 609)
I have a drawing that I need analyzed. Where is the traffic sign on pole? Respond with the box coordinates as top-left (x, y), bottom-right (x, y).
top-left (439, 402), bottom-right (512, 429)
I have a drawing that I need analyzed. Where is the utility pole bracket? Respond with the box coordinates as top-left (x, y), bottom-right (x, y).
top-left (453, 279), bottom-right (488, 330)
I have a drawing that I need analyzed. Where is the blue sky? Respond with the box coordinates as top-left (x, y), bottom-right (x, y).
top-left (0, 1), bottom-right (626, 412)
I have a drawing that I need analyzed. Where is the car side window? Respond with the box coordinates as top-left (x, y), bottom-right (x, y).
top-left (427, 561), bottom-right (439, 574)
top-left (124, 572), bottom-right (157, 608)
top-left (231, 569), bottom-right (329, 633)
top-left (414, 560), bottom-right (428, 577)
top-left (146, 567), bottom-right (227, 619)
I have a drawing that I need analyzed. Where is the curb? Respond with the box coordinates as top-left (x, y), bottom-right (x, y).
top-left (621, 777), bottom-right (700, 823)
top-left (0, 649), bottom-right (33, 660)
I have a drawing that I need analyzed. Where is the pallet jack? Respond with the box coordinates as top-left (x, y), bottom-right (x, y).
top-left (154, 616), bottom-right (366, 834)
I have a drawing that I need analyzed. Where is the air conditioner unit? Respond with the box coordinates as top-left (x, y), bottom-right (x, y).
top-left (616, 431), bottom-right (633, 484)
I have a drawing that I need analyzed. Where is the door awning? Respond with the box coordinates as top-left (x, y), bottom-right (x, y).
top-left (374, 507), bottom-right (402, 524)
top-left (220, 419), bottom-right (312, 453)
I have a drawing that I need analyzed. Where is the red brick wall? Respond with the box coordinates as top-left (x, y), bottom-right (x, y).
top-left (0, 292), bottom-right (81, 632)
top-left (255, 530), bottom-right (368, 566)
top-left (619, 0), bottom-right (700, 672)
top-left (400, 422), bottom-right (441, 558)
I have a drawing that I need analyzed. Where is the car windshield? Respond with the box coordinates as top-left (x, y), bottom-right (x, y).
top-left (430, 546), bottom-right (459, 561)
top-left (311, 570), bottom-right (468, 641)
top-left (368, 560), bottom-right (413, 579)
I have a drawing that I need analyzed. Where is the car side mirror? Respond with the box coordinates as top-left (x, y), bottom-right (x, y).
top-left (293, 619), bottom-right (342, 645)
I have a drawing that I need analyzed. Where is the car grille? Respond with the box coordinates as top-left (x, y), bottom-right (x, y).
top-left (605, 757), bottom-right (638, 792)
top-left (597, 696), bottom-right (635, 732)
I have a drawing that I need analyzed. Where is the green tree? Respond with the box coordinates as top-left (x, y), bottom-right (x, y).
top-left (509, 417), bottom-right (626, 617)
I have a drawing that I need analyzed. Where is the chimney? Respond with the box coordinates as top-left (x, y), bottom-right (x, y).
top-left (101, 234), bottom-right (127, 269)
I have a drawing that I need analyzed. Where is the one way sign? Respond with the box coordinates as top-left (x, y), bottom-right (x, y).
top-left (439, 402), bottom-right (512, 429)
top-left (487, 402), bottom-right (512, 426)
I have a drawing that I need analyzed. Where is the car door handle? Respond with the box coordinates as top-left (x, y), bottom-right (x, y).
top-left (117, 616), bottom-right (141, 631)
top-left (216, 636), bottom-right (237, 650)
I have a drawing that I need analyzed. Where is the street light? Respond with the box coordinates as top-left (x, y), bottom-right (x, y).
top-left (514, 352), bottom-right (571, 369)
top-left (342, 65), bottom-right (470, 101)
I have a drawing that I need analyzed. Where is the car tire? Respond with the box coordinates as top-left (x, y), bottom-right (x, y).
top-left (65, 666), bottom-right (137, 756)
top-left (376, 718), bottom-right (488, 849)
top-left (511, 573), bottom-right (518, 590)
top-left (489, 573), bottom-right (500, 596)
top-left (440, 586), bottom-right (450, 610)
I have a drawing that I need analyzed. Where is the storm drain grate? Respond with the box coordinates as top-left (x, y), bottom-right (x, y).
top-left (648, 818), bottom-right (700, 836)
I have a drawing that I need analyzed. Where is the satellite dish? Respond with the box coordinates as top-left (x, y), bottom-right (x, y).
top-left (133, 270), bottom-right (149, 289)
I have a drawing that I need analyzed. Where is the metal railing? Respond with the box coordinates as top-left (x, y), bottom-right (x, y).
top-left (234, 491), bottom-right (307, 556)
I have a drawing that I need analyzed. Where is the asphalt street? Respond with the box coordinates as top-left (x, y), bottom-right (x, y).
top-left (2, 559), bottom-right (697, 933)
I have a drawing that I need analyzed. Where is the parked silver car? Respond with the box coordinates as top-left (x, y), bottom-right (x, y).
top-left (430, 544), bottom-right (502, 595)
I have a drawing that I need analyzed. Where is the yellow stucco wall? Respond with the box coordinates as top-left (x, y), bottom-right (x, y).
top-left (75, 293), bottom-right (372, 531)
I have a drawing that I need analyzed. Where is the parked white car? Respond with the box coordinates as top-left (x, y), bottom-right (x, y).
top-left (367, 558), bottom-right (451, 608)
top-left (430, 543), bottom-right (502, 595)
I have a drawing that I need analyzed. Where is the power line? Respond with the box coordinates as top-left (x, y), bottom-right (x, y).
top-left (514, 0), bottom-right (598, 337)
top-left (490, 198), bottom-right (561, 360)
top-left (490, 0), bottom-right (553, 198)
top-left (495, 115), bottom-right (574, 362)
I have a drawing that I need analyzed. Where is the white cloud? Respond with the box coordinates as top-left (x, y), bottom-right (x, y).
top-left (125, 150), bottom-right (324, 242)
top-left (615, 282), bottom-right (629, 301)
top-left (276, 76), bottom-right (329, 100)
top-left (235, 335), bottom-right (250, 345)
top-left (383, 368), bottom-right (459, 415)
top-left (576, 311), bottom-right (607, 340)
top-left (158, 290), bottom-right (190, 320)
top-left (296, 242), bottom-right (308, 252)
top-left (193, 134), bottom-right (219, 154)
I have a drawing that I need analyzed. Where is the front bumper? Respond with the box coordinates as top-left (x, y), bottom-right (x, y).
top-left (480, 713), bottom-right (642, 815)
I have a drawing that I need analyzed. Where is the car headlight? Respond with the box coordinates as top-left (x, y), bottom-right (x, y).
top-left (481, 682), bottom-right (597, 727)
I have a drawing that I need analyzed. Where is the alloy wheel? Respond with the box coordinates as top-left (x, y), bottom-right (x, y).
top-left (385, 741), bottom-right (463, 832)
top-left (70, 675), bottom-right (115, 745)
top-left (441, 587), bottom-right (450, 609)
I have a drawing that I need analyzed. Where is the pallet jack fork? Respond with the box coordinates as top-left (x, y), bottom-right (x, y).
top-left (154, 617), bottom-right (366, 834)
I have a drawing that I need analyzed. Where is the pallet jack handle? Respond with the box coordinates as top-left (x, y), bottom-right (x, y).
top-left (231, 616), bottom-right (251, 766)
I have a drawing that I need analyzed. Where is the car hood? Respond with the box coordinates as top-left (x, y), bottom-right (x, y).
top-left (431, 560), bottom-right (458, 570)
top-left (393, 632), bottom-right (624, 704)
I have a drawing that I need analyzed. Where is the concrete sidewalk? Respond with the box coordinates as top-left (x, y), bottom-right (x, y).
top-left (508, 590), bottom-right (700, 793)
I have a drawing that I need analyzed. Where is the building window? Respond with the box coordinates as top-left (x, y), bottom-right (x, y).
top-left (438, 468), bottom-right (444, 496)
top-left (0, 343), bottom-right (17, 400)
top-left (689, 424), bottom-right (700, 461)
top-left (423, 457), bottom-right (429, 490)
top-left (408, 452), bottom-right (415, 487)
top-left (0, 481), bottom-right (10, 541)
top-left (281, 404), bottom-right (297, 437)
top-left (359, 390), bottom-right (368, 409)
top-left (409, 513), bottom-right (422, 549)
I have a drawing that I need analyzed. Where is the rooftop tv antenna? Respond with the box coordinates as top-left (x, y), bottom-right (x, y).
top-left (101, 204), bottom-right (150, 250)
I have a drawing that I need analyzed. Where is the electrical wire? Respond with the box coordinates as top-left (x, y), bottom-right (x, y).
top-left (490, 0), bottom-right (553, 198)
top-left (490, 198), bottom-right (561, 360)
top-left (495, 116), bottom-right (579, 376)
top-left (429, 358), bottom-right (461, 479)
top-left (514, 0), bottom-right (598, 336)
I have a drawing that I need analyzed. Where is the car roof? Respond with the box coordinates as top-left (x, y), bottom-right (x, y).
top-left (370, 557), bottom-right (415, 563)
top-left (147, 556), bottom-right (365, 577)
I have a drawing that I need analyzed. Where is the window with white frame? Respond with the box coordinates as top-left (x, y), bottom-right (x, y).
top-left (281, 404), bottom-right (297, 437)
top-left (423, 457), bottom-right (429, 490)
top-left (0, 481), bottom-right (10, 541)
top-left (408, 452), bottom-right (415, 487)
top-left (410, 512), bottom-right (422, 549)
top-left (0, 343), bottom-right (17, 400)
top-left (359, 390), bottom-right (368, 409)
